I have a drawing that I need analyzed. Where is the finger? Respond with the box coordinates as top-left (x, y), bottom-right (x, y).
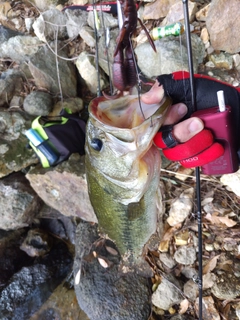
top-left (172, 117), bottom-right (204, 143)
top-left (141, 81), bottom-right (165, 104)
top-left (163, 103), bottom-right (188, 125)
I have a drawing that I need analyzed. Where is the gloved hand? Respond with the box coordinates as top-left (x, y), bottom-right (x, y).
top-left (141, 71), bottom-right (240, 168)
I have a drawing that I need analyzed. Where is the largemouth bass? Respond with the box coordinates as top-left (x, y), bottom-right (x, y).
top-left (85, 95), bottom-right (171, 263)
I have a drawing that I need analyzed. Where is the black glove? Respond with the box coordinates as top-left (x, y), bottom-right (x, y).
top-left (153, 71), bottom-right (240, 169)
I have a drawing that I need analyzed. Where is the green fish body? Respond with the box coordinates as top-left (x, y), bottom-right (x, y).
top-left (85, 95), bottom-right (171, 263)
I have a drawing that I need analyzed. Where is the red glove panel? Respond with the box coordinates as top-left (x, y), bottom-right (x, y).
top-left (154, 129), bottom-right (224, 168)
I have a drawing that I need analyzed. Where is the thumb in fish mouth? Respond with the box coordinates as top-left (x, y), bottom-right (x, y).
top-left (141, 81), bottom-right (165, 105)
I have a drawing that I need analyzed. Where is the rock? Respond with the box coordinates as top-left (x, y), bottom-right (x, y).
top-left (203, 272), bottom-right (216, 290)
top-left (28, 44), bottom-right (77, 97)
top-left (29, 0), bottom-right (68, 12)
top-left (0, 172), bottom-right (43, 230)
top-left (26, 154), bottom-right (97, 223)
top-left (33, 9), bottom-right (68, 42)
top-left (209, 52), bottom-right (233, 70)
top-left (79, 26), bottom-right (96, 48)
top-left (0, 239), bottom-right (73, 320)
top-left (211, 272), bottom-right (240, 300)
top-left (173, 245), bottom-right (196, 265)
top-left (220, 169), bottom-right (240, 197)
top-left (87, 10), bottom-right (118, 31)
top-left (196, 4), bottom-right (210, 22)
top-left (135, 34), bottom-right (202, 78)
top-left (74, 221), bottom-right (151, 320)
top-left (143, 0), bottom-right (178, 20)
top-left (39, 205), bottom-right (78, 245)
top-left (0, 25), bottom-right (23, 43)
top-left (183, 279), bottom-right (198, 300)
top-left (0, 110), bottom-right (39, 178)
top-left (152, 275), bottom-right (183, 310)
top-left (161, 0), bottom-right (198, 26)
top-left (0, 35), bottom-right (42, 62)
top-left (20, 228), bottom-right (53, 257)
top-left (167, 188), bottom-right (194, 226)
top-left (0, 69), bottom-right (24, 107)
top-left (64, 8), bottom-right (88, 38)
top-left (0, 229), bottom-right (33, 287)
top-left (206, 0), bottom-right (240, 53)
top-left (76, 51), bottom-right (108, 94)
top-left (98, 28), bottom-right (118, 77)
top-left (159, 252), bottom-right (177, 269)
top-left (50, 97), bottom-right (84, 116)
top-left (23, 91), bottom-right (53, 116)
top-left (29, 281), bottom-right (90, 320)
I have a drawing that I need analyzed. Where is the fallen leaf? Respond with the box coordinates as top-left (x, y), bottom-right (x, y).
top-left (203, 255), bottom-right (220, 274)
top-left (105, 246), bottom-right (118, 256)
top-left (205, 213), bottom-right (237, 228)
top-left (179, 299), bottom-right (190, 315)
top-left (98, 257), bottom-right (109, 268)
top-left (195, 296), bottom-right (220, 320)
top-left (75, 269), bottom-right (81, 285)
top-left (158, 240), bottom-right (169, 252)
top-left (174, 230), bottom-right (190, 246)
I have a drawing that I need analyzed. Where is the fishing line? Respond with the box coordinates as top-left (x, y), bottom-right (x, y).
top-left (182, 1), bottom-right (203, 319)
top-left (128, 33), bottom-right (146, 121)
top-left (93, 0), bottom-right (102, 97)
top-left (99, 4), bottom-right (114, 95)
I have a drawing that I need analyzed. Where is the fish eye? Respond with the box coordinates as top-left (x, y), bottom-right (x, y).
top-left (90, 138), bottom-right (103, 151)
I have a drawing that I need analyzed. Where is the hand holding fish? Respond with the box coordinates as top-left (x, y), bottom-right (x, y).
top-left (142, 72), bottom-right (240, 168)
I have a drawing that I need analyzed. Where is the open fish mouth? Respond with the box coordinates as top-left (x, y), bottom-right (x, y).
top-left (89, 94), bottom-right (171, 131)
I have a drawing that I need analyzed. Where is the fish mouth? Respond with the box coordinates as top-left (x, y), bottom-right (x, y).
top-left (89, 95), bottom-right (172, 130)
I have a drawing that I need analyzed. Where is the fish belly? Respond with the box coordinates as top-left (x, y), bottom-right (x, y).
top-left (85, 147), bottom-right (161, 263)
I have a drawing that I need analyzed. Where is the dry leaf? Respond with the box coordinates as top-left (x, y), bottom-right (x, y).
top-left (158, 240), bottom-right (169, 252)
top-left (75, 269), bottom-right (81, 285)
top-left (195, 296), bottom-right (220, 320)
top-left (179, 299), bottom-right (190, 315)
top-left (203, 255), bottom-right (220, 274)
top-left (174, 230), bottom-right (190, 246)
top-left (105, 246), bottom-right (118, 256)
top-left (205, 213), bottom-right (237, 228)
top-left (98, 257), bottom-right (109, 268)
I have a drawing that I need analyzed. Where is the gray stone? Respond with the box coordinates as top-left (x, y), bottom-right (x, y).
top-left (76, 51), bottom-right (108, 94)
top-left (152, 276), bottom-right (183, 310)
top-left (28, 44), bottom-right (77, 97)
top-left (183, 279), bottom-right (198, 300)
top-left (0, 25), bottom-right (23, 43)
top-left (0, 110), bottom-right (39, 178)
top-left (74, 221), bottom-right (151, 320)
top-left (87, 10), bottom-right (118, 31)
top-left (159, 252), bottom-right (177, 269)
top-left (135, 37), bottom-right (192, 78)
top-left (0, 237), bottom-right (73, 319)
top-left (64, 8), bottom-right (88, 38)
top-left (174, 246), bottom-right (196, 265)
top-left (23, 91), bottom-right (53, 116)
top-left (79, 26), bottom-right (96, 48)
top-left (26, 154), bottom-right (97, 223)
top-left (0, 35), bottom-right (42, 62)
top-left (0, 69), bottom-right (24, 107)
top-left (0, 172), bottom-right (43, 230)
top-left (33, 9), bottom-right (68, 42)
top-left (211, 272), bottom-right (240, 300)
top-left (206, 0), bottom-right (240, 53)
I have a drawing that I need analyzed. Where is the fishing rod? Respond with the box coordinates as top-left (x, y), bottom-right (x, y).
top-left (182, 1), bottom-right (203, 319)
